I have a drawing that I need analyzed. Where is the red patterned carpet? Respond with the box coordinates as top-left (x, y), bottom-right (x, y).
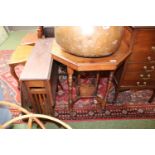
top-left (1, 50), bottom-right (155, 121)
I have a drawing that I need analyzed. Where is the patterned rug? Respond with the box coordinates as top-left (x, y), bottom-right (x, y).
top-left (1, 50), bottom-right (155, 121)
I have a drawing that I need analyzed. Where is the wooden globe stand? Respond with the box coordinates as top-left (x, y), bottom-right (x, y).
top-left (51, 39), bottom-right (131, 110)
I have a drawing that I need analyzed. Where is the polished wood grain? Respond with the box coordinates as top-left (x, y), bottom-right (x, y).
top-left (121, 80), bottom-right (155, 88)
top-left (124, 63), bottom-right (155, 72)
top-left (114, 27), bottom-right (155, 103)
top-left (128, 51), bottom-right (155, 63)
top-left (122, 71), bottom-right (155, 81)
top-left (20, 38), bottom-right (54, 80)
top-left (128, 29), bottom-right (155, 63)
top-left (20, 38), bottom-right (58, 115)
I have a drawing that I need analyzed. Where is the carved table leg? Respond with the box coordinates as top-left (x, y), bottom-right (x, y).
top-left (102, 71), bottom-right (114, 108)
top-left (9, 64), bottom-right (20, 89)
top-left (67, 67), bottom-right (74, 109)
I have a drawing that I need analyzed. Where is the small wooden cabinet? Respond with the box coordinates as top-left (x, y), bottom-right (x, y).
top-left (20, 38), bottom-right (58, 115)
top-left (114, 27), bottom-right (155, 102)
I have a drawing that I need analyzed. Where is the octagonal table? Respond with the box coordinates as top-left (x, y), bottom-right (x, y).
top-left (51, 39), bottom-right (131, 109)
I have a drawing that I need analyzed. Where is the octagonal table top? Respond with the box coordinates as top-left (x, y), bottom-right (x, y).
top-left (51, 39), bottom-right (131, 71)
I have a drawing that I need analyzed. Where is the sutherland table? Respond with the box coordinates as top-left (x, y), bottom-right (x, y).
top-left (51, 37), bottom-right (131, 109)
top-left (20, 38), bottom-right (58, 115)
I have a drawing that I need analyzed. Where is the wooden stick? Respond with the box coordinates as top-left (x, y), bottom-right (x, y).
top-left (0, 101), bottom-right (45, 128)
top-left (0, 101), bottom-right (72, 129)
top-left (1, 114), bottom-right (72, 129)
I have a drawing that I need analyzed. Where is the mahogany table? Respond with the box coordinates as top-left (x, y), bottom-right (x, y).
top-left (20, 38), bottom-right (58, 115)
top-left (51, 38), bottom-right (131, 109)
